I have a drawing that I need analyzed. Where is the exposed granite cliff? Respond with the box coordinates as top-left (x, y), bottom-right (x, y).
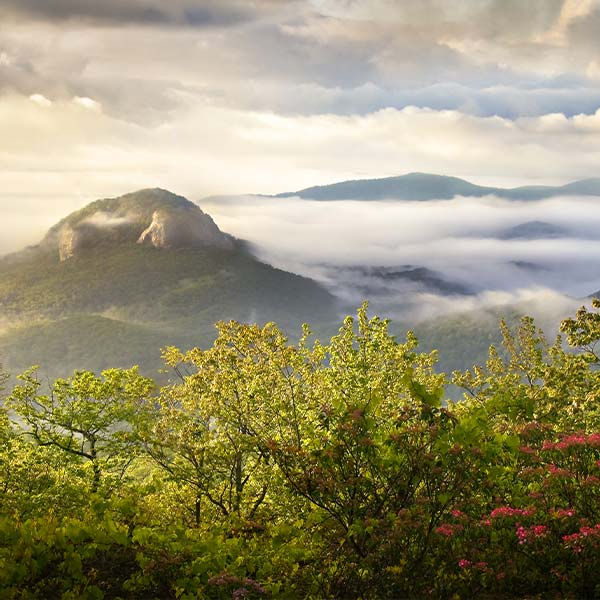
top-left (137, 208), bottom-right (232, 250)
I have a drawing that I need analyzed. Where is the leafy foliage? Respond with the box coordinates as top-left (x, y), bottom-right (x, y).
top-left (3, 302), bottom-right (600, 598)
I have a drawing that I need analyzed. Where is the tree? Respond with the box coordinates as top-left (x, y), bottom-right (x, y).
top-left (8, 367), bottom-right (155, 493)
top-left (141, 321), bottom-right (297, 527)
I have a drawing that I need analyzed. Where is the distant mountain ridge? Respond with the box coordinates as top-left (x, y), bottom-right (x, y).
top-left (275, 172), bottom-right (600, 201)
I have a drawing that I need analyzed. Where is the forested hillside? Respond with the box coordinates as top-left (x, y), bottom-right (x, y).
top-left (3, 302), bottom-right (600, 598)
top-left (0, 189), bottom-right (339, 380)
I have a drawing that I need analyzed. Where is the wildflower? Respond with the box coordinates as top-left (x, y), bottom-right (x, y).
top-left (584, 475), bottom-right (600, 486)
top-left (547, 464), bottom-right (572, 478)
top-left (551, 508), bottom-right (576, 518)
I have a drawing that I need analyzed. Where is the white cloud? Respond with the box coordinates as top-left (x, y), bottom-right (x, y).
top-left (81, 211), bottom-right (134, 227)
top-left (2, 93), bottom-right (600, 253)
top-left (29, 93), bottom-right (52, 106)
top-left (202, 194), bottom-right (600, 304)
top-left (73, 96), bottom-right (101, 111)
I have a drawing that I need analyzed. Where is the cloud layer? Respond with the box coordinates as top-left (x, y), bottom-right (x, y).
top-left (3, 92), bottom-right (600, 254)
top-left (201, 194), bottom-right (600, 318)
top-left (2, 0), bottom-right (600, 121)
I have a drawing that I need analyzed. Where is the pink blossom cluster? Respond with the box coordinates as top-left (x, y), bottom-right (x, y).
top-left (435, 523), bottom-right (463, 537)
top-left (542, 432), bottom-right (600, 451)
top-left (457, 559), bottom-right (488, 570)
top-left (551, 508), bottom-right (576, 518)
top-left (208, 574), bottom-right (267, 596)
top-left (563, 524), bottom-right (600, 553)
top-left (546, 464), bottom-right (572, 478)
top-left (490, 506), bottom-right (535, 519)
top-left (516, 524), bottom-right (548, 545)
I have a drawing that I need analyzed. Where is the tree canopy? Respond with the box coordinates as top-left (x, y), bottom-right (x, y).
top-left (3, 302), bottom-right (600, 598)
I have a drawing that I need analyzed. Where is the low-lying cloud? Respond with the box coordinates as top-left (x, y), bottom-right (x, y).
top-left (81, 211), bottom-right (135, 228)
top-left (202, 193), bottom-right (600, 320)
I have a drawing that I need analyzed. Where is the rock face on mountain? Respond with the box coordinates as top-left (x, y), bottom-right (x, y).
top-left (42, 188), bottom-right (233, 261)
top-left (137, 208), bottom-right (232, 250)
top-left (57, 224), bottom-right (81, 261)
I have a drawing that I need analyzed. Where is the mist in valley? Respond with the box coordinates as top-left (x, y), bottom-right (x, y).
top-left (202, 193), bottom-right (600, 324)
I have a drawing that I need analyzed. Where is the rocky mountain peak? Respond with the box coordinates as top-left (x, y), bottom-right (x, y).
top-left (42, 188), bottom-right (233, 261)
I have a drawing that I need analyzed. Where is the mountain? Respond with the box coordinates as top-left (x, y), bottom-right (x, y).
top-left (317, 265), bottom-right (472, 311)
top-left (39, 188), bottom-right (234, 261)
top-left (0, 186), bottom-right (584, 385)
top-left (0, 189), bottom-right (339, 379)
top-left (276, 172), bottom-right (600, 201)
top-left (496, 221), bottom-right (568, 240)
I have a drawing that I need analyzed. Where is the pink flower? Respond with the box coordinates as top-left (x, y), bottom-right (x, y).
top-left (458, 559), bottom-right (471, 569)
top-left (547, 464), bottom-right (572, 478)
top-left (563, 524), bottom-right (600, 552)
top-left (516, 524), bottom-right (548, 544)
top-left (435, 524), bottom-right (455, 537)
top-left (545, 432), bottom-right (600, 452)
top-left (490, 506), bottom-right (536, 519)
top-left (551, 508), bottom-right (576, 519)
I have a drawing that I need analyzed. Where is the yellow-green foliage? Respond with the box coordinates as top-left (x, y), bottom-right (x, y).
top-left (3, 302), bottom-right (600, 598)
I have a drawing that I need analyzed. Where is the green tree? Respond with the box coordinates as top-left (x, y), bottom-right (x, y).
top-left (8, 367), bottom-right (155, 493)
top-left (142, 321), bottom-right (296, 527)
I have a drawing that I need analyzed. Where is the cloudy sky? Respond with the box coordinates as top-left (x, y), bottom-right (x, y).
top-left (2, 0), bottom-right (600, 252)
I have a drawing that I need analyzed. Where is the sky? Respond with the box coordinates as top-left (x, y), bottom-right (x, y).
top-left (2, 0), bottom-right (600, 252)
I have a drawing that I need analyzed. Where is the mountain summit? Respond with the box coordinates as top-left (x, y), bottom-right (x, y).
top-left (41, 188), bottom-right (233, 261)
top-left (276, 173), bottom-right (600, 201)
